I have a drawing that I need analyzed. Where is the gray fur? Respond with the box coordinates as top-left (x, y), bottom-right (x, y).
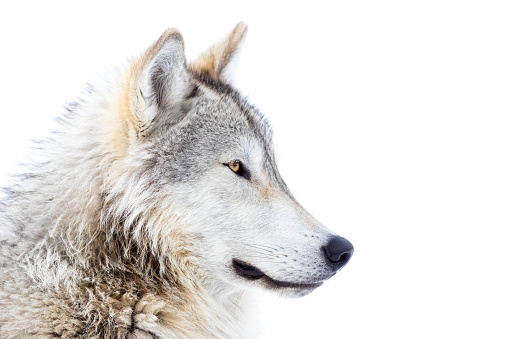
top-left (0, 24), bottom-right (352, 338)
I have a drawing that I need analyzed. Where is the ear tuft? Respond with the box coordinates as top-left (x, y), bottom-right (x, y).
top-left (189, 22), bottom-right (248, 80)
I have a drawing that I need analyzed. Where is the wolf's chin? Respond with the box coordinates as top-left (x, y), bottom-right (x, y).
top-left (232, 259), bottom-right (323, 295)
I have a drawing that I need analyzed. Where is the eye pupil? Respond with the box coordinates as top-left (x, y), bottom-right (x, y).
top-left (229, 161), bottom-right (240, 173)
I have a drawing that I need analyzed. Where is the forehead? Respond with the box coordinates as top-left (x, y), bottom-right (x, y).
top-left (151, 77), bottom-right (274, 162)
top-left (185, 77), bottom-right (273, 149)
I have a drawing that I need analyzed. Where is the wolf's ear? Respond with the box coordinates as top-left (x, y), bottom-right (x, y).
top-left (189, 22), bottom-right (248, 80)
top-left (125, 29), bottom-right (193, 136)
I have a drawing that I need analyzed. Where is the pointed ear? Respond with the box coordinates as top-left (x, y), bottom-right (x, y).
top-left (189, 22), bottom-right (248, 80)
top-left (124, 28), bottom-right (194, 136)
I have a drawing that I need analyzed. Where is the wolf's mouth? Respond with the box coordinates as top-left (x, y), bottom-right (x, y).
top-left (232, 259), bottom-right (323, 290)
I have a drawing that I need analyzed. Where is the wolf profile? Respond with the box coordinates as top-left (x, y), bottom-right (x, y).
top-left (0, 23), bottom-right (353, 338)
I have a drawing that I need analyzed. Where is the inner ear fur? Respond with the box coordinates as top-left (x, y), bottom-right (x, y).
top-left (189, 22), bottom-right (248, 80)
top-left (123, 28), bottom-right (193, 137)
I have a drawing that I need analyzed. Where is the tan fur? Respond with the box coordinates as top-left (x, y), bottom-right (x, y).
top-left (261, 182), bottom-right (276, 200)
top-left (106, 29), bottom-right (184, 159)
top-left (189, 22), bottom-right (247, 78)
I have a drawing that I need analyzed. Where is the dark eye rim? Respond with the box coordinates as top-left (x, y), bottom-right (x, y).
top-left (224, 160), bottom-right (251, 180)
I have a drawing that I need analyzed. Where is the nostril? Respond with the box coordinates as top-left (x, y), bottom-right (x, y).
top-left (336, 252), bottom-right (350, 264)
top-left (323, 236), bottom-right (354, 270)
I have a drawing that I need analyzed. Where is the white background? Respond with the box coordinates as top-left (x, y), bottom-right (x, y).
top-left (1, 1), bottom-right (508, 338)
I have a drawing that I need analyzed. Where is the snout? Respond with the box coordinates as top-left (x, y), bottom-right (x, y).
top-left (323, 236), bottom-right (354, 272)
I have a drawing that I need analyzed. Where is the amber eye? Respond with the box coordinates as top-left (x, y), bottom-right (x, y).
top-left (224, 160), bottom-right (250, 180)
top-left (228, 161), bottom-right (241, 173)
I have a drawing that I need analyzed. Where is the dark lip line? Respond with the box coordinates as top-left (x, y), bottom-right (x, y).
top-left (232, 259), bottom-right (324, 289)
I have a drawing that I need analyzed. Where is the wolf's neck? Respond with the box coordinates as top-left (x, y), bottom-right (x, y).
top-left (155, 285), bottom-right (258, 338)
top-left (84, 264), bottom-right (258, 338)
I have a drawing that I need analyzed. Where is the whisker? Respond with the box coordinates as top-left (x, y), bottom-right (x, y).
top-left (245, 244), bottom-right (284, 252)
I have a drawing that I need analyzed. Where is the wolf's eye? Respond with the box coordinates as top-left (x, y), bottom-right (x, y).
top-left (229, 161), bottom-right (241, 173)
top-left (224, 160), bottom-right (250, 180)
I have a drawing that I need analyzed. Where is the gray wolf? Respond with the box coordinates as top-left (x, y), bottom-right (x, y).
top-left (0, 22), bottom-right (353, 338)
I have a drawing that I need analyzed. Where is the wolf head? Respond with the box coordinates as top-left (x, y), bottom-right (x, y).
top-left (102, 23), bottom-right (353, 298)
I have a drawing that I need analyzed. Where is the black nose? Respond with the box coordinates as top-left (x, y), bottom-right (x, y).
top-left (323, 236), bottom-right (354, 271)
